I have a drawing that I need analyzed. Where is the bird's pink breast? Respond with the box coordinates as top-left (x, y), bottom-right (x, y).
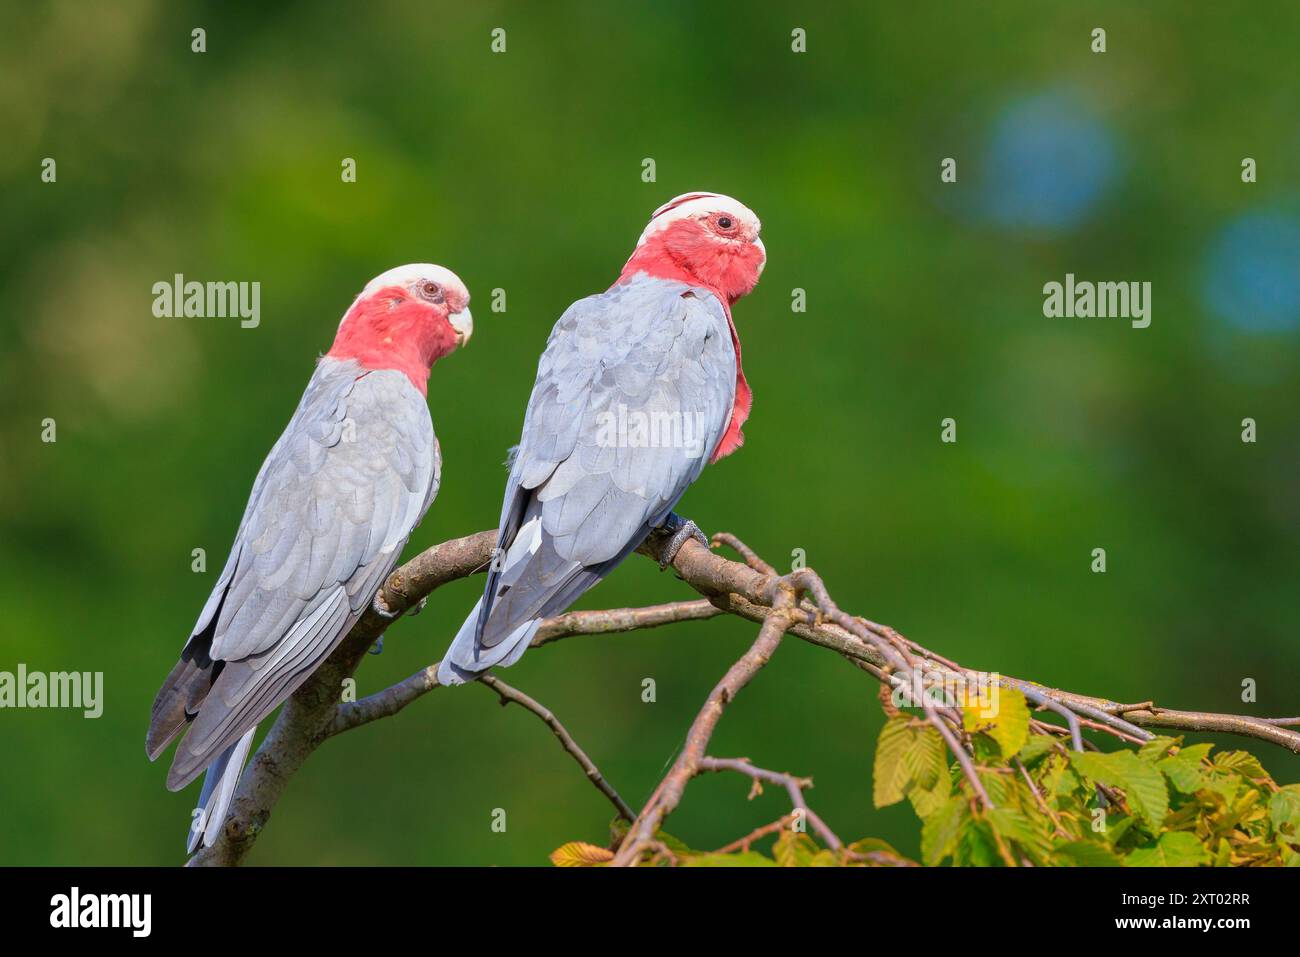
top-left (710, 301), bottom-right (752, 462)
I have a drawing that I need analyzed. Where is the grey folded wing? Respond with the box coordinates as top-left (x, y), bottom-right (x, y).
top-left (474, 277), bottom-right (737, 652)
top-left (151, 360), bottom-right (439, 789)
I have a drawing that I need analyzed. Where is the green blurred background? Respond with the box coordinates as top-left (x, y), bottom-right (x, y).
top-left (2, 1), bottom-right (1298, 865)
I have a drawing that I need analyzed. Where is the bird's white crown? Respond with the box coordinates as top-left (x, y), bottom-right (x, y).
top-left (636, 192), bottom-right (762, 247)
top-left (361, 263), bottom-right (468, 300)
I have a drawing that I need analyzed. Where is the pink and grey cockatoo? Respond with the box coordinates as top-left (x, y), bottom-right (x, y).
top-left (147, 264), bottom-right (472, 851)
top-left (438, 192), bottom-right (764, 685)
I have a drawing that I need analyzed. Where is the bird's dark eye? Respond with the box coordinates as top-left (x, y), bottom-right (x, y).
top-left (717, 216), bottom-right (734, 230)
top-left (417, 280), bottom-right (444, 304)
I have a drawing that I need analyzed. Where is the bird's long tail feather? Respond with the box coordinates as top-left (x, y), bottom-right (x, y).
top-left (186, 726), bottom-right (255, 853)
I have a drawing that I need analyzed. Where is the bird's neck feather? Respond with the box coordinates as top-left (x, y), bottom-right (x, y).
top-left (616, 220), bottom-right (761, 306)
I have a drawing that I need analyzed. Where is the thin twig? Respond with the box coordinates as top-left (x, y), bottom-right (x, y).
top-left (697, 756), bottom-right (843, 851)
top-left (1014, 681), bottom-right (1084, 751)
top-left (713, 815), bottom-right (796, 854)
top-left (1015, 758), bottom-right (1069, 839)
top-left (479, 675), bottom-right (634, 822)
top-left (710, 532), bottom-right (777, 576)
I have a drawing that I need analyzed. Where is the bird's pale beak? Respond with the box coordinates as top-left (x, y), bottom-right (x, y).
top-left (753, 235), bottom-right (767, 274)
top-left (450, 306), bottom-right (473, 346)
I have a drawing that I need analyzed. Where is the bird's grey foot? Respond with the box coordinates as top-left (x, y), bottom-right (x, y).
top-left (368, 636), bottom-right (384, 656)
top-left (656, 512), bottom-right (709, 570)
top-left (406, 596), bottom-right (428, 617)
top-left (371, 592), bottom-right (401, 621)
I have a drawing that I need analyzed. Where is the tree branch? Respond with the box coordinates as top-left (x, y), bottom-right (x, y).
top-left (183, 523), bottom-right (1300, 866)
top-left (330, 599), bottom-right (719, 735)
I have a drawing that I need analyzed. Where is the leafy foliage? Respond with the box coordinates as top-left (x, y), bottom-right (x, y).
top-left (869, 712), bottom-right (1300, 867)
top-left (551, 705), bottom-right (1300, 866)
top-left (551, 817), bottom-right (916, 867)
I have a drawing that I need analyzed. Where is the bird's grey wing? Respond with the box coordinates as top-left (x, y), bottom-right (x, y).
top-left (156, 362), bottom-right (438, 789)
top-left (477, 279), bottom-right (736, 651)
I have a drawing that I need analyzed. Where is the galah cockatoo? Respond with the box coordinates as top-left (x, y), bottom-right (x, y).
top-left (147, 263), bottom-right (473, 851)
top-left (438, 191), bottom-right (764, 685)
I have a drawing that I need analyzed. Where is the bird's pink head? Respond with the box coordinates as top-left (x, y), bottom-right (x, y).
top-left (618, 192), bottom-right (766, 305)
top-left (326, 264), bottom-right (473, 394)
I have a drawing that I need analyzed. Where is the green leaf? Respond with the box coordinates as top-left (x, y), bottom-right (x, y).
top-left (1138, 736), bottom-right (1181, 761)
top-left (1175, 743), bottom-right (1214, 764)
top-left (1041, 754), bottom-right (1080, 804)
top-left (958, 819), bottom-right (1001, 867)
top-left (1201, 773), bottom-right (1242, 805)
top-left (1053, 840), bottom-right (1122, 867)
top-left (1016, 734), bottom-right (1058, 766)
top-left (1125, 831), bottom-right (1210, 867)
top-left (1068, 749), bottom-right (1129, 788)
top-left (1103, 814), bottom-right (1137, 847)
top-left (873, 716), bottom-right (915, 808)
top-left (921, 795), bottom-right (967, 866)
top-left (1120, 755), bottom-right (1171, 830)
top-left (908, 772), bottom-right (951, 819)
top-left (990, 688), bottom-right (1031, 758)
top-left (987, 806), bottom-right (1051, 862)
top-left (877, 717), bottom-right (950, 810)
top-left (847, 837), bottom-right (905, 857)
top-left (773, 830), bottom-right (819, 867)
top-left (979, 766), bottom-right (1015, 808)
top-left (1069, 749), bottom-right (1169, 829)
top-left (1269, 785), bottom-right (1300, 835)
top-left (847, 837), bottom-right (916, 866)
top-left (1157, 754), bottom-right (1206, 794)
top-left (1213, 750), bottom-right (1270, 783)
top-left (964, 688), bottom-right (1030, 758)
top-left (1213, 838), bottom-right (1232, 867)
top-left (683, 851), bottom-right (776, 867)
top-left (903, 725), bottom-right (947, 791)
top-left (655, 830), bottom-right (698, 856)
top-left (971, 733), bottom-right (1002, 764)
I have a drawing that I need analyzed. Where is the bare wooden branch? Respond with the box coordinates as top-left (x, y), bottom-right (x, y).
top-left (331, 599), bottom-right (719, 735)
top-left (532, 598), bottom-right (721, 646)
top-left (332, 663), bottom-right (441, 733)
